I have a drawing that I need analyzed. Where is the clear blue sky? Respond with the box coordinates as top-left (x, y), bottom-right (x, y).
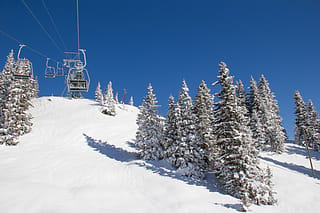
top-left (1, 0), bottom-right (320, 139)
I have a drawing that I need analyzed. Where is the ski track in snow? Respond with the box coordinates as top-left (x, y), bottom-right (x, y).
top-left (0, 97), bottom-right (319, 212)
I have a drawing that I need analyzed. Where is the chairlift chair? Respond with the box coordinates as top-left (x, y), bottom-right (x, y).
top-left (14, 44), bottom-right (33, 80)
top-left (66, 49), bottom-right (90, 97)
top-left (55, 61), bottom-right (65, 76)
top-left (45, 58), bottom-right (55, 78)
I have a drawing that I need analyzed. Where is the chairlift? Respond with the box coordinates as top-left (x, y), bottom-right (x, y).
top-left (45, 58), bottom-right (55, 78)
top-left (14, 44), bottom-right (33, 79)
top-left (66, 49), bottom-right (90, 97)
top-left (55, 61), bottom-right (65, 76)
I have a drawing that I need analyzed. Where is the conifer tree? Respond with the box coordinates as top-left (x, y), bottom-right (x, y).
top-left (247, 76), bottom-right (266, 150)
top-left (0, 50), bottom-right (16, 144)
top-left (169, 80), bottom-right (206, 179)
top-left (115, 92), bottom-right (119, 104)
top-left (236, 80), bottom-right (246, 108)
top-left (135, 84), bottom-right (163, 160)
top-left (95, 82), bottom-right (103, 105)
top-left (129, 96), bottom-right (134, 106)
top-left (306, 100), bottom-right (320, 150)
top-left (193, 80), bottom-right (215, 168)
top-left (258, 75), bottom-right (285, 153)
top-left (163, 95), bottom-right (178, 159)
top-left (213, 62), bottom-right (275, 208)
top-left (294, 90), bottom-right (308, 146)
top-left (0, 50), bottom-right (33, 145)
top-left (103, 81), bottom-right (116, 115)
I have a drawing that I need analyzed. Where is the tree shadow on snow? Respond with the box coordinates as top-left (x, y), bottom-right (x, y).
top-left (84, 134), bottom-right (221, 192)
top-left (84, 134), bottom-right (243, 211)
top-left (260, 156), bottom-right (320, 180)
top-left (286, 145), bottom-right (320, 161)
top-left (84, 134), bottom-right (136, 162)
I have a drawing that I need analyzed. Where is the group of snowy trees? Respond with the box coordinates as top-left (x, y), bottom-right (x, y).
top-left (95, 81), bottom-right (134, 116)
top-left (294, 91), bottom-right (320, 151)
top-left (0, 50), bottom-right (38, 145)
top-left (135, 62), bottom-right (284, 209)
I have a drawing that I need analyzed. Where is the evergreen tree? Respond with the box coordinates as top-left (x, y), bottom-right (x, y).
top-left (129, 96), bottom-right (134, 106)
top-left (102, 81), bottom-right (116, 115)
top-left (135, 84), bottom-right (163, 160)
top-left (236, 80), bottom-right (246, 108)
top-left (0, 50), bottom-right (33, 145)
top-left (33, 76), bottom-right (39, 97)
top-left (169, 80), bottom-right (206, 179)
top-left (163, 95), bottom-right (178, 159)
top-left (95, 82), bottom-right (103, 105)
top-left (258, 75), bottom-right (285, 153)
top-left (0, 50), bottom-right (16, 144)
top-left (213, 62), bottom-right (275, 208)
top-left (294, 90), bottom-right (308, 146)
top-left (193, 80), bottom-right (215, 168)
top-left (247, 76), bottom-right (266, 150)
top-left (115, 92), bottom-right (119, 104)
top-left (306, 100), bottom-right (320, 150)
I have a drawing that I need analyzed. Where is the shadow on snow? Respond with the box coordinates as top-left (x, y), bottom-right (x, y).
top-left (286, 144), bottom-right (320, 161)
top-left (83, 133), bottom-right (243, 211)
top-left (260, 156), bottom-right (320, 180)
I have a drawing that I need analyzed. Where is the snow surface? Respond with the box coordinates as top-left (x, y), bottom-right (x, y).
top-left (0, 97), bottom-right (319, 212)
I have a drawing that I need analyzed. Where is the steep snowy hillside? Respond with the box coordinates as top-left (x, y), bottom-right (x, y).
top-left (0, 97), bottom-right (319, 213)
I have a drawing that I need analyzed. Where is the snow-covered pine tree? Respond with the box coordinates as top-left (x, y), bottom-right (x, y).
top-left (213, 62), bottom-right (275, 208)
top-left (0, 50), bottom-right (33, 145)
top-left (258, 75), bottom-right (285, 153)
top-left (33, 76), bottom-right (39, 97)
top-left (294, 90), bottom-right (308, 146)
top-left (193, 80), bottom-right (215, 169)
top-left (95, 82), bottom-right (103, 105)
top-left (135, 83), bottom-right (163, 160)
top-left (129, 96), bottom-right (134, 106)
top-left (0, 50), bottom-right (16, 144)
top-left (169, 80), bottom-right (206, 179)
top-left (250, 110), bottom-right (265, 150)
top-left (115, 92), bottom-right (119, 104)
top-left (246, 76), bottom-right (266, 150)
top-left (236, 80), bottom-right (246, 108)
top-left (102, 81), bottom-right (116, 116)
top-left (163, 95), bottom-right (178, 159)
top-left (306, 100), bottom-right (320, 151)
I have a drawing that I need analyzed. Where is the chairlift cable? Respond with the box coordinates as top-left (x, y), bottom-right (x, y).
top-left (76, 0), bottom-right (80, 51)
top-left (41, 0), bottom-right (67, 50)
top-left (21, 0), bottom-right (64, 56)
top-left (0, 29), bottom-right (57, 61)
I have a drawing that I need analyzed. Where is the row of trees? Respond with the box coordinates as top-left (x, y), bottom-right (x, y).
top-left (135, 62), bottom-right (284, 209)
top-left (0, 50), bottom-right (38, 145)
top-left (95, 81), bottom-right (134, 116)
top-left (294, 91), bottom-right (320, 151)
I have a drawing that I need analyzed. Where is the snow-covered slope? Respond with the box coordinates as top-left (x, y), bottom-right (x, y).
top-left (0, 97), bottom-right (319, 212)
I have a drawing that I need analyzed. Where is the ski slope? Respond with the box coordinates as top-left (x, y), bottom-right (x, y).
top-left (0, 97), bottom-right (319, 212)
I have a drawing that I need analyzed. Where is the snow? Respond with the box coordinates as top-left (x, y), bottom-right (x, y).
top-left (0, 97), bottom-right (319, 212)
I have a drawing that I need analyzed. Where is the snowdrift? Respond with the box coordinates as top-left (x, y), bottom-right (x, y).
top-left (0, 97), bottom-right (319, 212)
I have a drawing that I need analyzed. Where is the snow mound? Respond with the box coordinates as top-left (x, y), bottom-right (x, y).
top-left (0, 97), bottom-right (319, 212)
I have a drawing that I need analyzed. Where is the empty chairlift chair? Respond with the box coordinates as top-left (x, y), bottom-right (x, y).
top-left (55, 61), bottom-right (65, 76)
top-left (14, 44), bottom-right (33, 80)
top-left (66, 49), bottom-right (90, 98)
top-left (45, 58), bottom-right (55, 78)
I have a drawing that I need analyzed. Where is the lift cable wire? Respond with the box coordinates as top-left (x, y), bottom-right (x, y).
top-left (41, 0), bottom-right (67, 51)
top-left (0, 29), bottom-right (57, 62)
top-left (76, 0), bottom-right (80, 52)
top-left (21, 0), bottom-right (64, 56)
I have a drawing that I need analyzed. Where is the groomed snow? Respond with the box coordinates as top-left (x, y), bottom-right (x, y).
top-left (0, 97), bottom-right (319, 212)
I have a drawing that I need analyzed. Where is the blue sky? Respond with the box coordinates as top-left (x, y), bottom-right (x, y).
top-left (1, 0), bottom-right (320, 139)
